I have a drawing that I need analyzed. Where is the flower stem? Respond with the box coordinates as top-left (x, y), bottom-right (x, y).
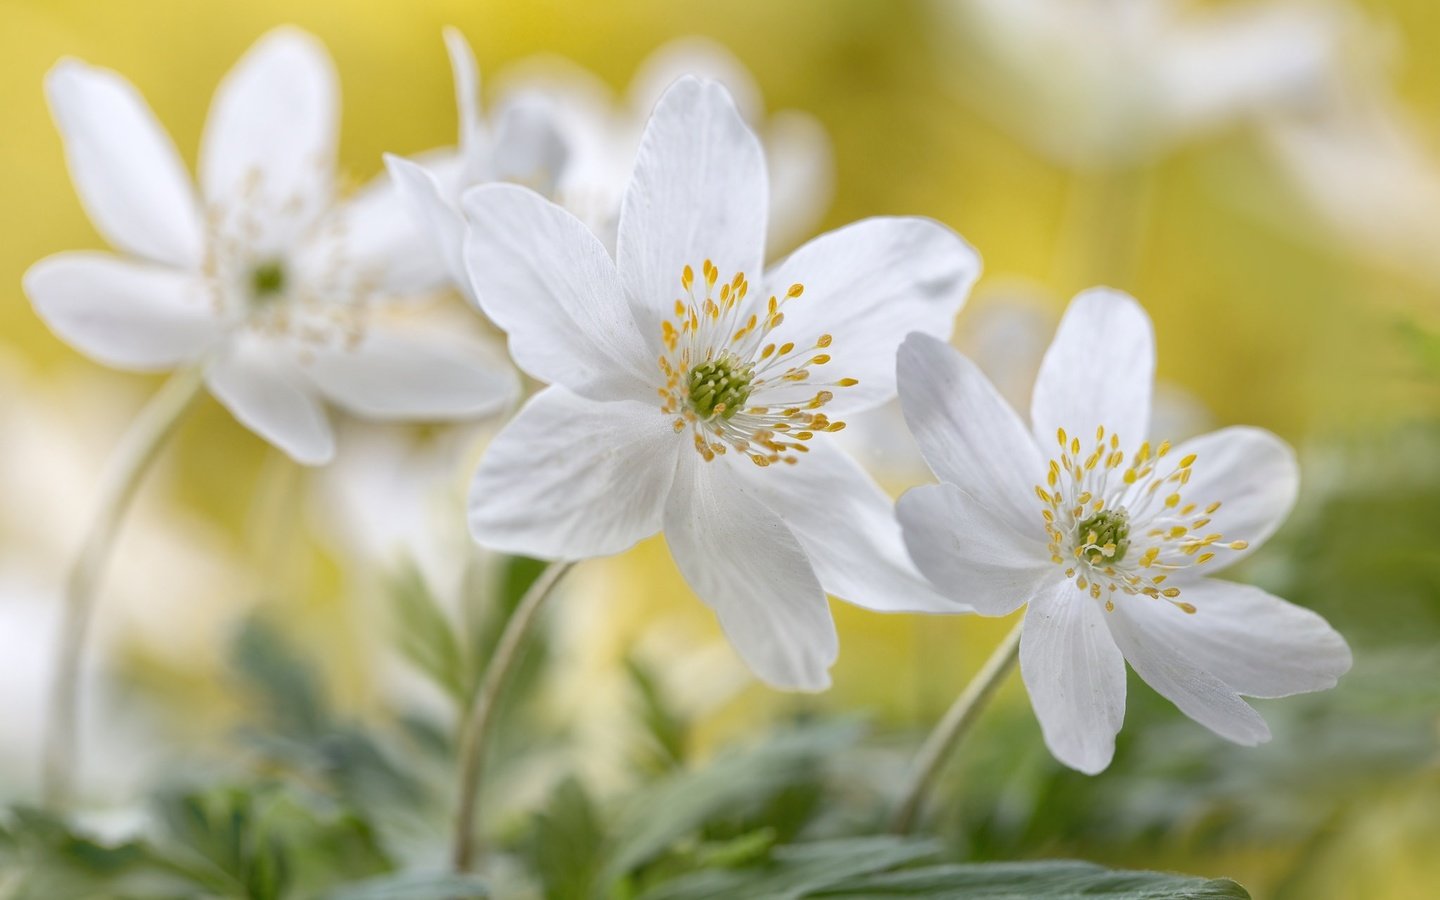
top-left (889, 618), bottom-right (1024, 834)
top-left (43, 366), bottom-right (206, 808)
top-left (451, 559), bottom-right (574, 872)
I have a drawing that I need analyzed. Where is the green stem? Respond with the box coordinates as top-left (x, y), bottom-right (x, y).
top-left (889, 618), bottom-right (1024, 834)
top-left (43, 366), bottom-right (206, 808)
top-left (451, 559), bottom-right (574, 872)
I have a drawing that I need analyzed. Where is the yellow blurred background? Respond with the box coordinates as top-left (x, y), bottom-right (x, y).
top-left (2, 1), bottom-right (1438, 898)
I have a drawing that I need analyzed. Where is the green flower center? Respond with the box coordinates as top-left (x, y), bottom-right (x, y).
top-left (687, 355), bottom-right (754, 421)
top-left (250, 260), bottom-right (287, 303)
top-left (1076, 508), bottom-right (1131, 565)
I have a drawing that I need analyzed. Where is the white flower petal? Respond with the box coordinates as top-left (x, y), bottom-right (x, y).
top-left (616, 77), bottom-right (768, 352)
top-left (461, 183), bottom-right (654, 401)
top-left (308, 324), bottom-right (518, 421)
top-left (468, 387), bottom-right (678, 559)
top-left (324, 169), bottom-right (449, 296)
top-left (200, 27), bottom-right (337, 242)
top-left (734, 440), bottom-right (969, 614)
top-left (896, 333), bottom-right (1044, 532)
top-left (1107, 597), bottom-right (1271, 746)
top-left (1021, 582), bottom-right (1128, 774)
top-left (1169, 426), bottom-right (1299, 569)
top-left (206, 337), bottom-right (335, 466)
top-left (762, 111), bottom-right (834, 256)
top-left (24, 253), bottom-right (221, 371)
top-left (490, 100), bottom-right (569, 196)
top-left (1030, 288), bottom-right (1154, 450)
top-left (1124, 579), bottom-right (1350, 699)
top-left (763, 217), bottom-right (979, 415)
top-left (44, 60), bottom-right (204, 268)
top-left (665, 452), bottom-right (834, 691)
top-left (443, 27), bottom-right (484, 166)
top-left (386, 153), bottom-right (470, 296)
top-left (897, 482), bottom-right (1056, 616)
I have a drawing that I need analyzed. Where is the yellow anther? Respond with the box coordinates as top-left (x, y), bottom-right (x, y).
top-left (786, 283), bottom-right (804, 298)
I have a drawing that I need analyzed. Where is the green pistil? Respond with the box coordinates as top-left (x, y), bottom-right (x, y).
top-left (250, 260), bottom-right (286, 303)
top-left (1077, 508), bottom-right (1130, 565)
top-left (687, 356), bottom-right (753, 420)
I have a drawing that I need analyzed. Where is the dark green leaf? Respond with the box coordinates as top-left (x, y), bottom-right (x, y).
top-left (638, 836), bottom-right (938, 900)
top-left (812, 860), bottom-right (1250, 898)
top-left (602, 720), bottom-right (863, 888)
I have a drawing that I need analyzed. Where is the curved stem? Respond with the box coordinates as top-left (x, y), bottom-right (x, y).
top-left (43, 366), bottom-right (206, 808)
top-left (451, 560), bottom-right (574, 872)
top-left (889, 618), bottom-right (1024, 835)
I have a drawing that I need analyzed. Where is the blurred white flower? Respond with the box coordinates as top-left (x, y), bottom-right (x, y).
top-left (939, 0), bottom-right (1347, 167)
top-left (488, 35), bottom-right (834, 255)
top-left (1262, 71), bottom-right (1440, 281)
top-left (463, 78), bottom-right (978, 690)
top-left (895, 290), bottom-right (1350, 773)
top-left (24, 27), bottom-right (518, 466)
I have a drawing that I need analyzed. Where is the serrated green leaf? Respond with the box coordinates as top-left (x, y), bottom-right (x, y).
top-left (637, 837), bottom-right (938, 900)
top-left (812, 860), bottom-right (1251, 899)
top-left (528, 776), bottom-right (608, 900)
top-left (601, 720), bottom-right (864, 890)
top-left (389, 561), bottom-right (468, 704)
top-left (321, 870), bottom-right (491, 899)
top-left (231, 617), bottom-right (330, 739)
top-left (625, 655), bottom-right (689, 774)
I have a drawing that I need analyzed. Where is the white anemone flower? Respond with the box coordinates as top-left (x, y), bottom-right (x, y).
top-left (23, 27), bottom-right (518, 465)
top-left (939, 0), bottom-right (1346, 168)
top-left (895, 289), bottom-right (1351, 773)
top-left (491, 36), bottom-right (833, 255)
top-left (462, 78), bottom-right (980, 690)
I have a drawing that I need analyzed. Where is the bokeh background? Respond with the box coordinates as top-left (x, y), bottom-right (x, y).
top-left (1, 1), bottom-right (1438, 898)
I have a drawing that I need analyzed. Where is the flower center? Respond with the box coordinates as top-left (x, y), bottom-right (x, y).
top-left (1034, 426), bottom-right (1249, 614)
top-left (201, 173), bottom-right (377, 353)
top-left (687, 354), bottom-right (754, 420)
top-left (657, 259), bottom-right (858, 467)
top-left (249, 259), bottom-right (287, 304)
top-left (1075, 507), bottom-right (1130, 564)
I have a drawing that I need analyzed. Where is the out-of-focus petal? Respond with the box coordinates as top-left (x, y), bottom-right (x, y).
top-left (44, 60), bottom-right (204, 268)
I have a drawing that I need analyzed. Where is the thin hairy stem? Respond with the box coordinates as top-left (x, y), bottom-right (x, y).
top-left (451, 559), bottom-right (574, 871)
top-left (889, 618), bottom-right (1024, 834)
top-left (43, 366), bottom-right (206, 807)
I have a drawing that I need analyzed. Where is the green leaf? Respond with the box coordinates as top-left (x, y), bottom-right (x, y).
top-left (231, 616), bottom-right (330, 739)
top-left (601, 720), bottom-right (863, 889)
top-left (322, 871), bottom-right (491, 899)
top-left (812, 860), bottom-right (1251, 898)
top-left (625, 655), bottom-right (690, 775)
top-left (528, 777), bottom-right (608, 900)
top-left (638, 836), bottom-right (938, 900)
top-left (389, 562), bottom-right (468, 705)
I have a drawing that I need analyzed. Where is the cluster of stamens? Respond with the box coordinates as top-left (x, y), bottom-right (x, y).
top-left (657, 260), bottom-right (857, 466)
top-left (200, 167), bottom-right (378, 358)
top-left (1034, 426), bottom-right (1249, 615)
